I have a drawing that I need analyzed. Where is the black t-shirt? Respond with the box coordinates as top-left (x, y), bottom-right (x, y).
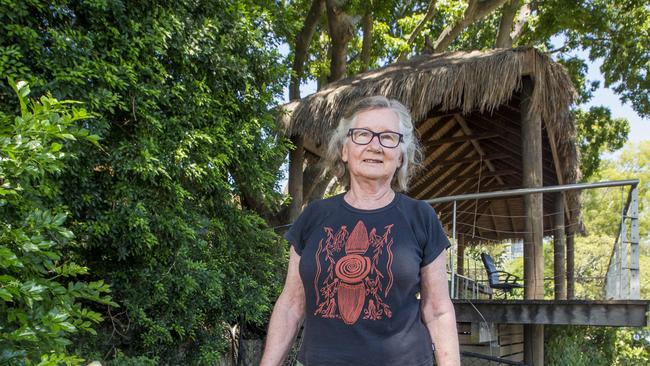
top-left (285, 192), bottom-right (450, 366)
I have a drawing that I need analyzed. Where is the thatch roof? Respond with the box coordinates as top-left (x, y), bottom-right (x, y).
top-left (280, 47), bottom-right (581, 242)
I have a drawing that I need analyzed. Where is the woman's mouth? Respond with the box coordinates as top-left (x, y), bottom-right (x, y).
top-left (363, 159), bottom-right (383, 163)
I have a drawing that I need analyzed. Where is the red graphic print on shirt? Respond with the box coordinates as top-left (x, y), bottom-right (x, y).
top-left (313, 220), bottom-right (394, 325)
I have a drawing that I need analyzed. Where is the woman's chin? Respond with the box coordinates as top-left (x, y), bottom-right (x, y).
top-left (352, 171), bottom-right (394, 183)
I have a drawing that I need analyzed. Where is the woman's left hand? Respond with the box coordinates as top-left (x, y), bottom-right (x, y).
top-left (420, 250), bottom-right (461, 365)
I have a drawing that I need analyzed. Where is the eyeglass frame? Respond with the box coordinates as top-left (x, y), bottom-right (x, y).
top-left (346, 128), bottom-right (404, 148)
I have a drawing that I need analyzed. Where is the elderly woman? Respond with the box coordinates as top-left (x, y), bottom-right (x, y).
top-left (260, 96), bottom-right (460, 366)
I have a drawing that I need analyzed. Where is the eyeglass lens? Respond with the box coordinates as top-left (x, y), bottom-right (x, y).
top-left (349, 128), bottom-right (401, 148)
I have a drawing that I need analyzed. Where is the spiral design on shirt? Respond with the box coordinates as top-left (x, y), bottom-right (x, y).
top-left (335, 254), bottom-right (371, 284)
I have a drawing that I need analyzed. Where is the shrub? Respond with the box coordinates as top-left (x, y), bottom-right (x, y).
top-left (0, 80), bottom-right (114, 365)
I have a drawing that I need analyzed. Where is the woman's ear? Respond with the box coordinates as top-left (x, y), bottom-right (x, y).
top-left (341, 144), bottom-right (349, 163)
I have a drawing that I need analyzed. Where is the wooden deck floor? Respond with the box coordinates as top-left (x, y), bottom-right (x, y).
top-left (453, 299), bottom-right (649, 327)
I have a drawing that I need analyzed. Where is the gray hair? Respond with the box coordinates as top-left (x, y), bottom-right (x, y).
top-left (326, 96), bottom-right (422, 192)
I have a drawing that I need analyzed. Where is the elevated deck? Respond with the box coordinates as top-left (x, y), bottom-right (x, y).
top-left (454, 299), bottom-right (649, 327)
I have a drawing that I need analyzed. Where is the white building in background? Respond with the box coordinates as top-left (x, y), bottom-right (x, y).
top-left (505, 239), bottom-right (524, 261)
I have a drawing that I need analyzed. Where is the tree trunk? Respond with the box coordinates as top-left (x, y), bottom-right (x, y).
top-left (290, 0), bottom-right (325, 100)
top-left (302, 153), bottom-right (327, 201)
top-left (495, 0), bottom-right (519, 48)
top-left (326, 0), bottom-right (354, 82)
top-left (306, 172), bottom-right (334, 204)
top-left (360, 8), bottom-right (373, 72)
top-left (287, 0), bottom-right (325, 222)
top-left (237, 339), bottom-right (263, 366)
top-left (288, 136), bottom-right (305, 221)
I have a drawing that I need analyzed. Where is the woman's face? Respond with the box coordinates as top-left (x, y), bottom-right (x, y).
top-left (342, 108), bottom-right (404, 187)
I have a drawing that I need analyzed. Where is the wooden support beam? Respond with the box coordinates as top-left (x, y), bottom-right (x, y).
top-left (545, 124), bottom-right (572, 223)
top-left (454, 114), bottom-right (505, 186)
top-left (554, 193), bottom-right (567, 300)
top-left (521, 77), bottom-right (544, 366)
top-left (427, 152), bottom-right (509, 167)
top-left (457, 235), bottom-right (466, 276)
top-left (424, 176), bottom-right (480, 204)
top-left (521, 79), bottom-right (545, 300)
top-left (413, 145), bottom-right (478, 199)
top-left (567, 229), bottom-right (576, 299)
top-left (418, 140), bottom-right (477, 183)
top-left (471, 112), bottom-right (522, 139)
top-left (432, 177), bottom-right (498, 214)
top-left (419, 115), bottom-right (456, 142)
top-left (426, 132), bottom-right (499, 145)
top-left (419, 120), bottom-right (472, 165)
top-left (453, 169), bottom-right (517, 181)
top-left (454, 299), bottom-right (650, 327)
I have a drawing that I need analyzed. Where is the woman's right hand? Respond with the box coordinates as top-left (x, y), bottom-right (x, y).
top-left (259, 245), bottom-right (305, 366)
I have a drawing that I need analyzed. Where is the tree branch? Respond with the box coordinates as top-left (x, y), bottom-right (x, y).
top-left (509, 2), bottom-right (531, 44)
top-left (290, 0), bottom-right (325, 100)
top-left (399, 0), bottom-right (438, 61)
top-left (433, 0), bottom-right (509, 53)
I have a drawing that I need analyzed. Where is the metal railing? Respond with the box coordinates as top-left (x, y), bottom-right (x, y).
top-left (425, 179), bottom-right (641, 300)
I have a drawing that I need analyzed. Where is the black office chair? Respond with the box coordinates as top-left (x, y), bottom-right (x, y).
top-left (480, 253), bottom-right (523, 298)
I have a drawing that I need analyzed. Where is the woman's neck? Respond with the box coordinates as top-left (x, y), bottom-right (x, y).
top-left (344, 181), bottom-right (395, 210)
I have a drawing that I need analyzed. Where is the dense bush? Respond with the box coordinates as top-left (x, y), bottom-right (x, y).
top-left (1, 0), bottom-right (289, 363)
top-left (0, 80), bottom-right (114, 365)
top-left (546, 325), bottom-right (650, 366)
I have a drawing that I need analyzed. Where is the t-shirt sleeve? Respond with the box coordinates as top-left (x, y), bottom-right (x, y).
top-left (421, 203), bottom-right (451, 267)
top-left (283, 204), bottom-right (313, 256)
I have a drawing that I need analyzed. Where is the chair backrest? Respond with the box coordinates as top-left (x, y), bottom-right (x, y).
top-left (480, 253), bottom-right (500, 286)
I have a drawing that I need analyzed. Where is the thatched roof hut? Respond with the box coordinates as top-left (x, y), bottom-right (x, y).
top-left (280, 47), bottom-right (580, 244)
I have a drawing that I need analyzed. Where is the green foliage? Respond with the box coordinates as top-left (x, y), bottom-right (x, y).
top-left (576, 106), bottom-right (629, 180)
top-left (581, 142), bottom-right (650, 299)
top-left (0, 80), bottom-right (113, 365)
top-left (583, 142), bottom-right (650, 241)
top-left (546, 325), bottom-right (616, 366)
top-left (0, 0), bottom-right (289, 363)
top-left (613, 328), bottom-right (650, 365)
top-left (546, 326), bottom-right (650, 366)
top-left (283, 1), bottom-right (639, 175)
top-left (523, 0), bottom-right (649, 118)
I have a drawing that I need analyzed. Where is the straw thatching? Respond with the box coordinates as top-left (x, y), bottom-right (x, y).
top-left (280, 47), bottom-right (581, 242)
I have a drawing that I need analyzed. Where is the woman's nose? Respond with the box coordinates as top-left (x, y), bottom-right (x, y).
top-left (367, 135), bottom-right (383, 149)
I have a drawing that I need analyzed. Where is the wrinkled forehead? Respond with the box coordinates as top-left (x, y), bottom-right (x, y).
top-left (350, 107), bottom-right (402, 131)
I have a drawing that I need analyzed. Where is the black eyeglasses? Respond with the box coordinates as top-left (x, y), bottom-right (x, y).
top-left (347, 128), bottom-right (403, 148)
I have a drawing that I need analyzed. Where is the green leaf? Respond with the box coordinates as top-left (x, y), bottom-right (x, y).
top-left (0, 288), bottom-right (13, 301)
top-left (50, 142), bottom-right (62, 152)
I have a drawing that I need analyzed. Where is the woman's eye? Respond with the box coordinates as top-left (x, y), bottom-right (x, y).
top-left (381, 134), bottom-right (396, 143)
top-left (356, 131), bottom-right (371, 138)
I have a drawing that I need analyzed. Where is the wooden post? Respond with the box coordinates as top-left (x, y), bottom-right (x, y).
top-left (288, 136), bottom-right (305, 221)
top-left (566, 228), bottom-right (575, 299)
top-left (521, 77), bottom-right (544, 366)
top-left (457, 234), bottom-right (465, 276)
top-left (554, 193), bottom-right (567, 300)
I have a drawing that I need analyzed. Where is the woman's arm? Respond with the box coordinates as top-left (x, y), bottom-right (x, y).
top-left (260, 246), bottom-right (306, 366)
top-left (420, 250), bottom-right (461, 366)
